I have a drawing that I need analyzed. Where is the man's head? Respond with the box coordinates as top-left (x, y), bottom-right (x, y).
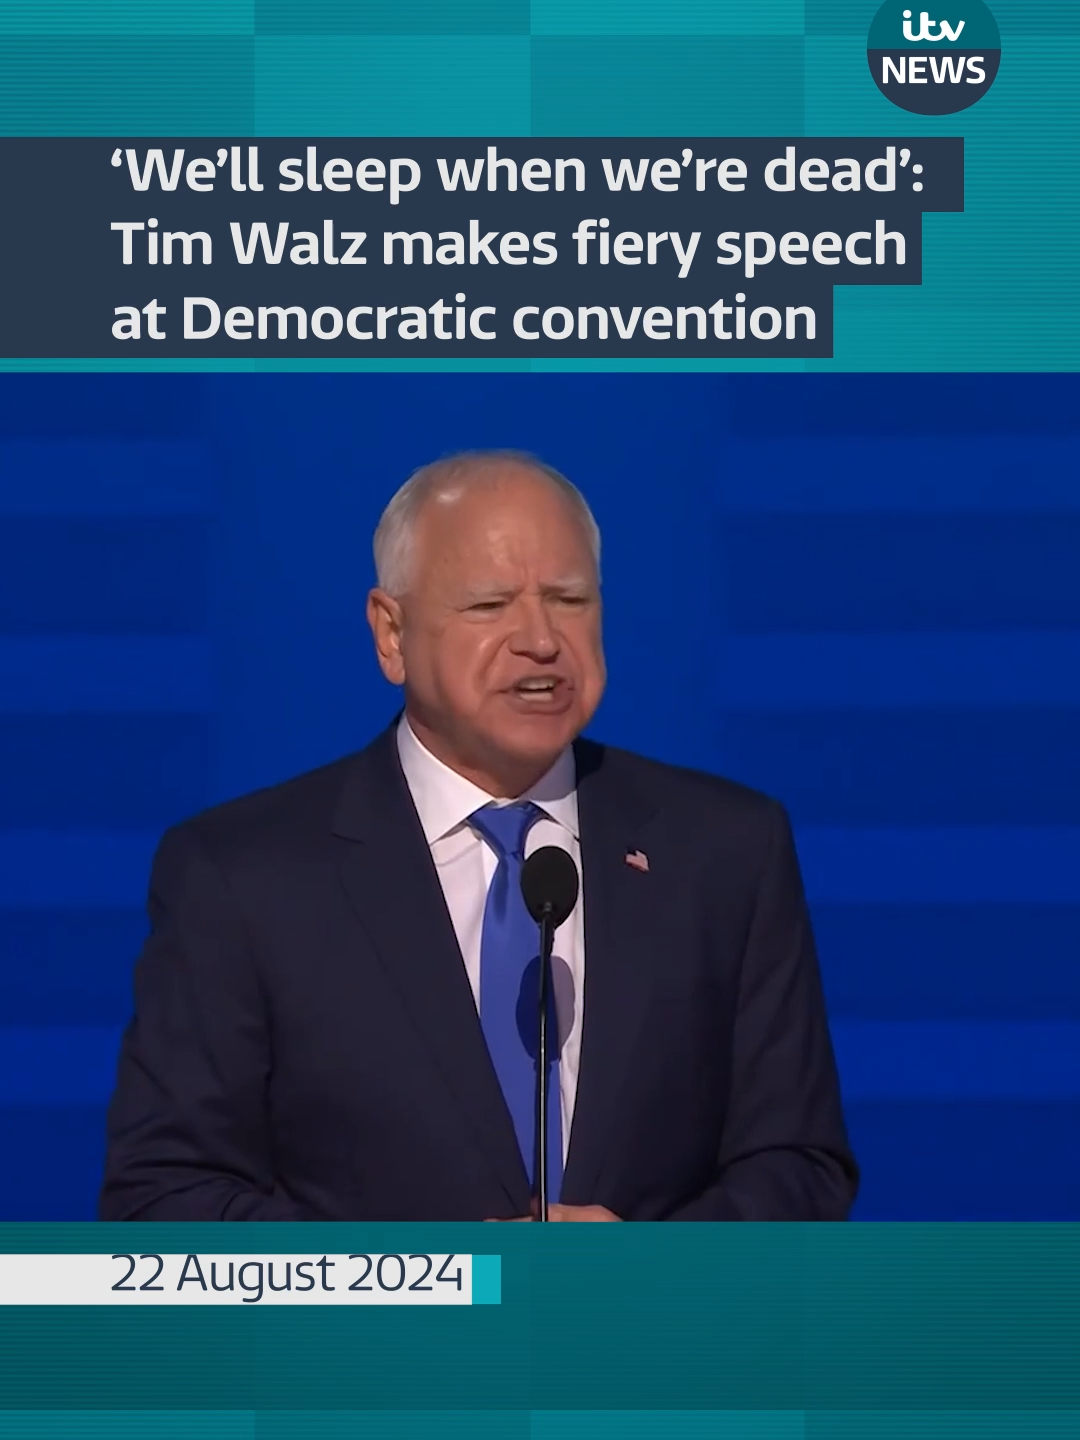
top-left (367, 451), bottom-right (606, 796)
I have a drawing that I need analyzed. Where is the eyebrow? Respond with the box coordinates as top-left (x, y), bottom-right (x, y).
top-left (459, 583), bottom-right (517, 603)
top-left (459, 576), bottom-right (595, 602)
top-left (540, 575), bottom-right (594, 593)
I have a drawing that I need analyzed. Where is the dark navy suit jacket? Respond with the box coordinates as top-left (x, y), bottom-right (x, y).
top-left (100, 726), bottom-right (857, 1221)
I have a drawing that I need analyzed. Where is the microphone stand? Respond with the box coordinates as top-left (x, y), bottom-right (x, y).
top-left (535, 903), bottom-right (555, 1222)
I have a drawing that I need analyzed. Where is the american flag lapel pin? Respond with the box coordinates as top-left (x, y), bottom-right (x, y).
top-left (625, 849), bottom-right (649, 873)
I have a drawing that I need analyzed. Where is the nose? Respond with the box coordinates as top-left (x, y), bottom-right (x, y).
top-left (508, 593), bottom-right (559, 660)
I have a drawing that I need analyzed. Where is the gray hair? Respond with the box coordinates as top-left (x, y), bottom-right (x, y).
top-left (373, 449), bottom-right (602, 597)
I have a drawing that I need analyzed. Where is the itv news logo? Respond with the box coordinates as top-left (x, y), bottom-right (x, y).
top-left (868, 0), bottom-right (1001, 114)
top-left (901, 11), bottom-right (966, 44)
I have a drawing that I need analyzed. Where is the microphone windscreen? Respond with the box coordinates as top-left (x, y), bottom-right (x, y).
top-left (520, 846), bottom-right (580, 927)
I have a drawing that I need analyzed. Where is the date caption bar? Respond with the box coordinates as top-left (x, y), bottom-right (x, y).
top-left (0, 1253), bottom-right (501, 1305)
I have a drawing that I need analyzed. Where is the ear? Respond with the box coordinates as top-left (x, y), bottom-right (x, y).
top-left (366, 588), bottom-right (406, 685)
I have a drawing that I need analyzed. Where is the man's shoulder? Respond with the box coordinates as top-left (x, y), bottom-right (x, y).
top-left (158, 746), bottom-right (370, 869)
top-left (579, 741), bottom-right (794, 887)
top-left (579, 737), bottom-right (782, 827)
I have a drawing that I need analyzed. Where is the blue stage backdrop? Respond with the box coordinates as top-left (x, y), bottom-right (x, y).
top-left (1, 372), bottom-right (1077, 1221)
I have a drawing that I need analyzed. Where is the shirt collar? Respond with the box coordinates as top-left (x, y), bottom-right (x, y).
top-left (396, 713), bottom-right (579, 845)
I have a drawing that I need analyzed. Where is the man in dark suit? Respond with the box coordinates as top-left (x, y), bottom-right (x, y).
top-left (101, 450), bottom-right (856, 1222)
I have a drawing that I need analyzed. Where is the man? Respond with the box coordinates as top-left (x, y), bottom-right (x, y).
top-left (101, 450), bottom-right (857, 1221)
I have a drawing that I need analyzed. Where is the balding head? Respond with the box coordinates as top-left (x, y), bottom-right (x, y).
top-left (373, 450), bottom-right (601, 598)
top-left (366, 451), bottom-right (606, 797)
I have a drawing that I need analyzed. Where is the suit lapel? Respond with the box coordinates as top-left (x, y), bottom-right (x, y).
top-left (332, 727), bottom-right (530, 1213)
top-left (561, 740), bottom-right (660, 1204)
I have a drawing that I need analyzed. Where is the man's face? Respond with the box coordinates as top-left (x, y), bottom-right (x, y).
top-left (368, 466), bottom-right (606, 791)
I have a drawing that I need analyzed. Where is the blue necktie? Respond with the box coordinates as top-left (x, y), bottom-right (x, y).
top-left (471, 802), bottom-right (562, 1203)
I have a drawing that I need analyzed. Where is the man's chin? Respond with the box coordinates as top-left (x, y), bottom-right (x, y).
top-left (484, 713), bottom-right (580, 769)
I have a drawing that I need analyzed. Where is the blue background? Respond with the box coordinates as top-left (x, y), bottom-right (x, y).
top-left (1, 371), bottom-right (1077, 1221)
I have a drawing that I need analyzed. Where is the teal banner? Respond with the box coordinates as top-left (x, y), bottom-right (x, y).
top-left (0, 0), bottom-right (1076, 369)
top-left (1, 1224), bottom-right (1078, 1411)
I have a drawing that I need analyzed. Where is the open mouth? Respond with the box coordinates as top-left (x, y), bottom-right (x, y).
top-left (508, 676), bottom-right (567, 705)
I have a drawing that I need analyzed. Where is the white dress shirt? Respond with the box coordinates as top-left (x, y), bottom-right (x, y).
top-left (396, 715), bottom-right (584, 1161)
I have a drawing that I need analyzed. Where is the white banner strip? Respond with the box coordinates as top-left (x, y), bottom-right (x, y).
top-left (0, 1253), bottom-right (500, 1305)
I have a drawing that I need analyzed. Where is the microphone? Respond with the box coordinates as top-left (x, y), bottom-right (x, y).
top-left (520, 846), bottom-right (579, 1223)
top-left (521, 845), bottom-right (579, 929)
